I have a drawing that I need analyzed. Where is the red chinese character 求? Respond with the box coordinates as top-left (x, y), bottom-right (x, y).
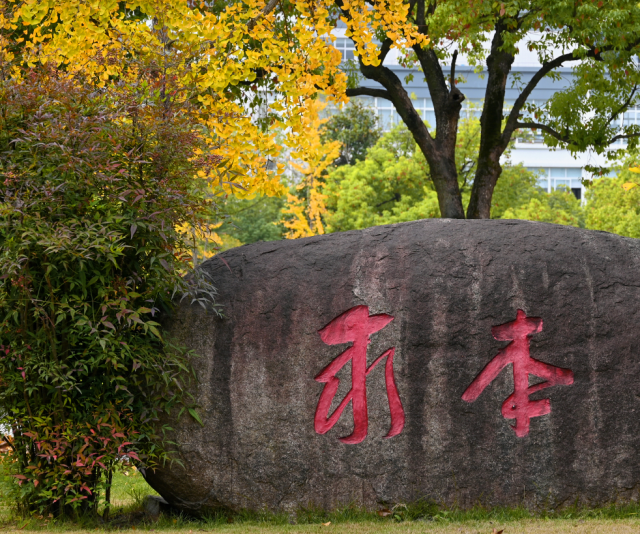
top-left (314, 305), bottom-right (405, 444)
top-left (462, 309), bottom-right (574, 437)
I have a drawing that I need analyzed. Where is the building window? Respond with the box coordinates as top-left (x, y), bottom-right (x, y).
top-left (366, 98), bottom-right (485, 132)
top-left (624, 105), bottom-right (640, 126)
top-left (369, 98), bottom-right (399, 130)
top-left (415, 99), bottom-right (436, 129)
top-left (527, 167), bottom-right (583, 199)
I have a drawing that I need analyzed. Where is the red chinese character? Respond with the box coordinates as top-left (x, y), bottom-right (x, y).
top-left (314, 305), bottom-right (405, 444)
top-left (462, 309), bottom-right (574, 437)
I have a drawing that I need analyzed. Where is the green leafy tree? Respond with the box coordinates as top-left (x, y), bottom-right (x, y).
top-left (0, 67), bottom-right (221, 517)
top-left (320, 100), bottom-right (382, 166)
top-left (218, 195), bottom-right (286, 246)
top-left (324, 120), bottom-right (542, 231)
top-left (332, 0), bottom-right (640, 219)
top-left (490, 165), bottom-right (542, 220)
top-left (323, 124), bottom-right (436, 231)
top-left (584, 167), bottom-right (640, 237)
top-left (501, 188), bottom-right (585, 227)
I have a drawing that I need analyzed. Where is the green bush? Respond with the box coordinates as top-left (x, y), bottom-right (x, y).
top-left (0, 68), bottom-right (220, 517)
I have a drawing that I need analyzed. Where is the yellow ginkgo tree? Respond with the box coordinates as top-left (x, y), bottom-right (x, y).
top-left (2, 0), bottom-right (349, 204)
top-left (282, 99), bottom-right (342, 238)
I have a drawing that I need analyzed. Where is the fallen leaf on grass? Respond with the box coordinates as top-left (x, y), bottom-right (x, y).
top-left (322, 522), bottom-right (331, 526)
top-left (492, 529), bottom-right (503, 534)
top-left (377, 508), bottom-right (392, 517)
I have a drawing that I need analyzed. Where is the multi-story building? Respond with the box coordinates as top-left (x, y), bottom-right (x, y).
top-left (330, 31), bottom-right (626, 200)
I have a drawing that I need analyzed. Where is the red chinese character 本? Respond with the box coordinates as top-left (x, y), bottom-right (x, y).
top-left (314, 305), bottom-right (405, 444)
top-left (462, 309), bottom-right (574, 437)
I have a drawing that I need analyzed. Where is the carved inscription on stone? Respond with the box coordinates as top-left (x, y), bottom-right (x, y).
top-left (462, 309), bottom-right (574, 437)
top-left (314, 305), bottom-right (405, 444)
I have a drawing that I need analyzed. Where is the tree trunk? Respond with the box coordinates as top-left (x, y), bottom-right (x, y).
top-left (430, 156), bottom-right (465, 219)
top-left (355, 48), bottom-right (467, 218)
top-left (467, 23), bottom-right (515, 219)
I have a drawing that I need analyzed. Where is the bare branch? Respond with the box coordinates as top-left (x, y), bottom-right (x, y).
top-left (412, 46), bottom-right (449, 109)
top-left (346, 87), bottom-right (392, 100)
top-left (356, 58), bottom-right (436, 149)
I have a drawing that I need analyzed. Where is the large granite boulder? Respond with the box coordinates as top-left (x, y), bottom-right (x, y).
top-left (144, 219), bottom-right (640, 513)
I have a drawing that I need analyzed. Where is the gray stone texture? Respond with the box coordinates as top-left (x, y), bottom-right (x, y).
top-left (144, 219), bottom-right (640, 513)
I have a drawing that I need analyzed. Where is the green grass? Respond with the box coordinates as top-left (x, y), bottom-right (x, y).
top-left (3, 468), bottom-right (640, 532)
top-left (109, 467), bottom-right (160, 508)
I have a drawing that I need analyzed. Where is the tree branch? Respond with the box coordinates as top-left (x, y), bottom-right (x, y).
top-left (405, 0), bottom-right (418, 24)
top-left (517, 121), bottom-right (640, 147)
top-left (502, 43), bottom-right (640, 149)
top-left (346, 87), bottom-right (392, 100)
top-left (412, 46), bottom-right (449, 110)
top-left (377, 37), bottom-right (394, 65)
top-left (609, 132), bottom-right (640, 143)
top-left (515, 121), bottom-right (570, 144)
top-left (501, 52), bottom-right (577, 147)
top-left (604, 84), bottom-right (638, 129)
top-left (356, 58), bottom-right (435, 148)
top-left (415, 0), bottom-right (426, 29)
top-left (247, 0), bottom-right (281, 31)
top-left (450, 50), bottom-right (458, 87)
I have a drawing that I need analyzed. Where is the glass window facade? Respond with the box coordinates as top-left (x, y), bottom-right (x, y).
top-left (527, 167), bottom-right (584, 199)
top-left (624, 105), bottom-right (640, 126)
top-left (347, 98), bottom-right (487, 132)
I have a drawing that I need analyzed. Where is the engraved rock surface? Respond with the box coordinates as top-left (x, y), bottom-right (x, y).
top-left (144, 219), bottom-right (640, 513)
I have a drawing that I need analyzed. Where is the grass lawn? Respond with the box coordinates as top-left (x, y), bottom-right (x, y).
top-left (2, 469), bottom-right (640, 533)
